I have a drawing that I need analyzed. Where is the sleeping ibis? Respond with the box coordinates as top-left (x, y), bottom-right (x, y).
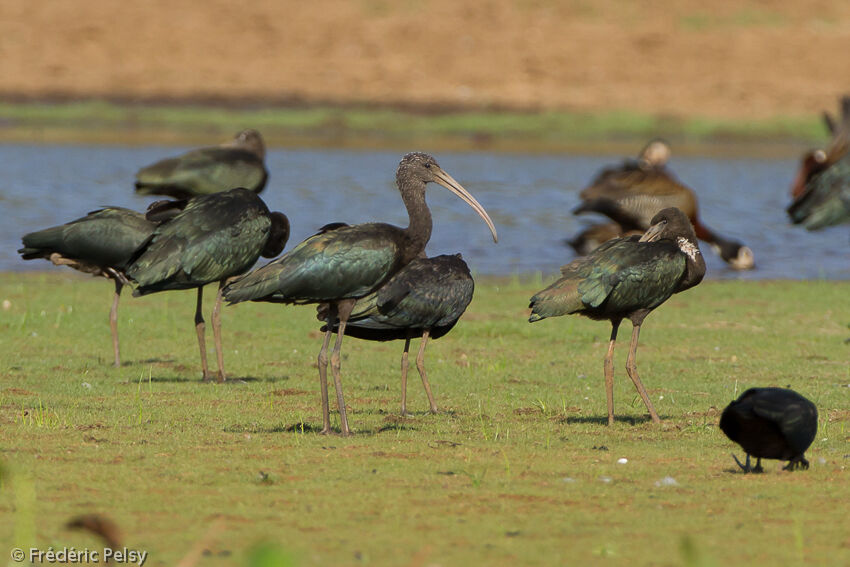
top-left (135, 129), bottom-right (268, 199)
top-left (19, 207), bottom-right (157, 367)
top-left (319, 250), bottom-right (474, 416)
top-left (126, 188), bottom-right (289, 382)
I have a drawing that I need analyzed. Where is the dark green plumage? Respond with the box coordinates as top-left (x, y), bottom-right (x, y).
top-left (719, 387), bottom-right (818, 472)
top-left (530, 207), bottom-right (705, 425)
top-left (128, 188), bottom-right (288, 294)
top-left (317, 253), bottom-right (474, 415)
top-left (135, 129), bottom-right (268, 199)
top-left (786, 152), bottom-right (850, 230)
top-left (342, 253), bottom-right (474, 340)
top-left (18, 207), bottom-right (157, 367)
top-left (224, 222), bottom-right (409, 305)
top-left (126, 187), bottom-right (289, 382)
top-left (223, 152), bottom-right (497, 435)
top-left (19, 207), bottom-right (155, 272)
top-left (530, 236), bottom-right (689, 323)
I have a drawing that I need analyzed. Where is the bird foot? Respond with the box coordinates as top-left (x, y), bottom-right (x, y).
top-left (731, 453), bottom-right (762, 473)
top-left (783, 458), bottom-right (809, 471)
top-left (216, 371), bottom-right (227, 383)
top-left (201, 373), bottom-right (214, 382)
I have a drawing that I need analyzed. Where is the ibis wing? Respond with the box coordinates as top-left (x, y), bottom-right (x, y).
top-left (348, 255), bottom-right (473, 330)
top-left (224, 223), bottom-right (404, 304)
top-left (128, 190), bottom-right (271, 290)
top-left (135, 148), bottom-right (267, 196)
top-left (20, 208), bottom-right (154, 269)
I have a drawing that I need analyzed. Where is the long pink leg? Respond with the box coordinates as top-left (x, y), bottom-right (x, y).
top-left (416, 329), bottom-right (438, 414)
top-left (318, 304), bottom-right (337, 434)
top-left (330, 299), bottom-right (356, 436)
top-left (109, 279), bottom-right (123, 367)
top-left (194, 286), bottom-right (212, 381)
top-left (400, 337), bottom-right (411, 416)
top-left (604, 320), bottom-right (620, 426)
top-left (624, 323), bottom-right (661, 424)
top-left (211, 280), bottom-right (227, 382)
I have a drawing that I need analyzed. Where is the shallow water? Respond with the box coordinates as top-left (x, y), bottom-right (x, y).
top-left (1, 144), bottom-right (847, 280)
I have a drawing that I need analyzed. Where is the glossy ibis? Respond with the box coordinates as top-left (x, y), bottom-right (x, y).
top-left (135, 129), bottom-right (268, 199)
top-left (126, 188), bottom-right (289, 382)
top-left (18, 207), bottom-right (157, 367)
top-left (719, 387), bottom-right (818, 473)
top-left (530, 207), bottom-right (705, 425)
top-left (319, 250), bottom-right (474, 416)
top-left (224, 152), bottom-right (497, 435)
top-left (787, 96), bottom-right (850, 229)
top-left (572, 140), bottom-right (754, 269)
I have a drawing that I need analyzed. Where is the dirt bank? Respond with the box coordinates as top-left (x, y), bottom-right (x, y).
top-left (1, 1), bottom-right (848, 120)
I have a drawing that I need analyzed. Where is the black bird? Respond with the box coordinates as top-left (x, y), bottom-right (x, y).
top-left (787, 96), bottom-right (850, 230)
top-left (135, 129), bottom-right (268, 199)
top-left (19, 207), bottom-right (157, 367)
top-left (530, 207), bottom-right (705, 425)
top-left (319, 251), bottom-right (474, 416)
top-left (572, 139), bottom-right (754, 270)
top-left (126, 188), bottom-right (289, 382)
top-left (224, 152), bottom-right (497, 435)
top-left (719, 387), bottom-right (818, 473)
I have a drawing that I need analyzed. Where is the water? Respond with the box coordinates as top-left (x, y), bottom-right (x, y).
top-left (1, 144), bottom-right (847, 279)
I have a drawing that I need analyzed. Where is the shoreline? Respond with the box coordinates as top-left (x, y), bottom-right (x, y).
top-left (0, 100), bottom-right (827, 157)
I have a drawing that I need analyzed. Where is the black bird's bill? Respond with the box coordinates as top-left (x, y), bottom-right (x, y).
top-left (432, 166), bottom-right (499, 243)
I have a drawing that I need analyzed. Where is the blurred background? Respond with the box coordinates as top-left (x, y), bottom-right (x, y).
top-left (1, 0), bottom-right (848, 277)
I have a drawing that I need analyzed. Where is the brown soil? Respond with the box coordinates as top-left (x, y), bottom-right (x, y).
top-left (2, 1), bottom-right (849, 119)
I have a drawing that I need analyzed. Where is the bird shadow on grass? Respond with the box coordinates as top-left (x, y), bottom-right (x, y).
top-left (122, 375), bottom-right (267, 384)
top-left (562, 415), bottom-right (658, 426)
top-left (223, 420), bottom-right (421, 436)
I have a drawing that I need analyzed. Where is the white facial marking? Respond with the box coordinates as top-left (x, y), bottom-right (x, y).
top-left (677, 237), bottom-right (700, 262)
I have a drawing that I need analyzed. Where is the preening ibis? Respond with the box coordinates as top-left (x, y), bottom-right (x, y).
top-left (319, 250), bottom-right (474, 416)
top-left (719, 387), bottom-right (818, 473)
top-left (224, 152), bottom-right (497, 435)
top-left (135, 129), bottom-right (268, 199)
top-left (530, 207), bottom-right (705, 425)
top-left (126, 188), bottom-right (289, 382)
top-left (787, 96), bottom-right (850, 230)
top-left (572, 139), bottom-right (754, 269)
top-left (18, 207), bottom-right (157, 367)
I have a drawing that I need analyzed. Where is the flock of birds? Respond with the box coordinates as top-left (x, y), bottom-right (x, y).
top-left (18, 95), bottom-right (848, 472)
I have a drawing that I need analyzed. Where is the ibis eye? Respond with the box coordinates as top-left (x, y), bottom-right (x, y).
top-left (425, 163), bottom-right (432, 169)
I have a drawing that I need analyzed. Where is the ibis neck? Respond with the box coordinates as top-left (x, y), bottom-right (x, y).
top-left (401, 183), bottom-right (432, 264)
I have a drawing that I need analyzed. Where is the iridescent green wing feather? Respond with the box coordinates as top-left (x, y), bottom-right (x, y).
top-left (224, 223), bottom-right (404, 304)
top-left (135, 148), bottom-right (267, 197)
top-left (128, 189), bottom-right (272, 291)
top-left (19, 208), bottom-right (155, 269)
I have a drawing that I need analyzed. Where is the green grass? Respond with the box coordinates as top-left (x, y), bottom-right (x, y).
top-left (0, 100), bottom-right (828, 153)
top-left (1, 272), bottom-right (848, 565)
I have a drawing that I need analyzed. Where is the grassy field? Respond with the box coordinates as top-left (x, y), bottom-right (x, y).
top-left (0, 101), bottom-right (827, 154)
top-left (1, 272), bottom-right (848, 566)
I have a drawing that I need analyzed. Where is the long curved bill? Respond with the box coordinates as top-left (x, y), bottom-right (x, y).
top-left (639, 220), bottom-right (665, 243)
top-left (433, 167), bottom-right (499, 243)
